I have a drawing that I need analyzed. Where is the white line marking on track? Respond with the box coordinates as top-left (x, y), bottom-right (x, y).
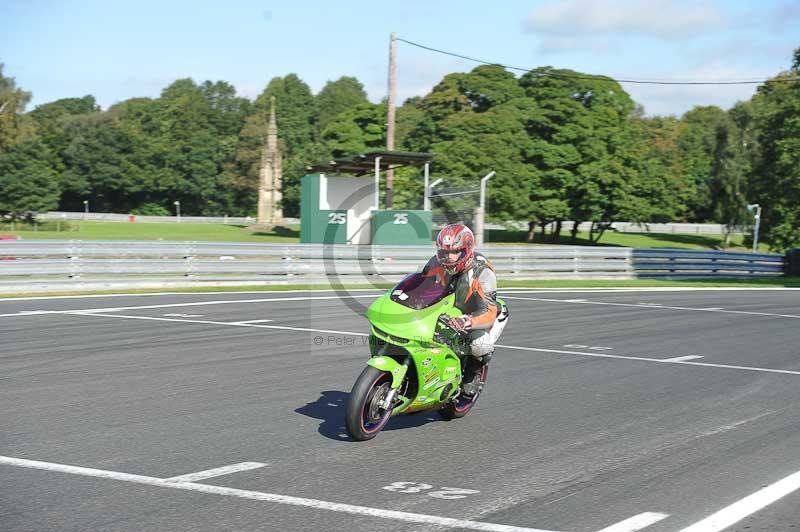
top-left (0, 455), bottom-right (562, 532)
top-left (501, 295), bottom-right (800, 320)
top-left (72, 294), bottom-right (381, 314)
top-left (1, 286), bottom-right (797, 303)
top-left (496, 344), bottom-right (800, 376)
top-left (662, 355), bottom-right (704, 362)
top-left (229, 319), bottom-right (274, 324)
top-left (0, 294), bottom-right (383, 319)
top-left (165, 462), bottom-right (267, 483)
top-left (0, 310), bottom-right (61, 318)
top-left (72, 312), bottom-right (370, 337)
top-left (595, 512), bottom-right (668, 532)
top-left (163, 313), bottom-right (204, 318)
top-left (676, 467), bottom-right (800, 532)
top-left (0, 288), bottom-right (387, 302)
top-left (62, 312), bottom-right (799, 377)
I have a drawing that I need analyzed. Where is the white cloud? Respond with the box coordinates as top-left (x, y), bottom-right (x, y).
top-left (525, 0), bottom-right (725, 40)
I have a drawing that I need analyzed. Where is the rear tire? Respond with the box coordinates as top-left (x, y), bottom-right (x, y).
top-left (345, 366), bottom-right (394, 441)
top-left (440, 364), bottom-right (488, 420)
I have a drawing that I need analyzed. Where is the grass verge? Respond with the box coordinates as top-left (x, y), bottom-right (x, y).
top-left (1, 221), bottom-right (776, 252)
top-left (1, 221), bottom-right (300, 242)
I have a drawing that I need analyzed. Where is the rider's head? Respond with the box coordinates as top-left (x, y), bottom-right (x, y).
top-left (436, 223), bottom-right (475, 275)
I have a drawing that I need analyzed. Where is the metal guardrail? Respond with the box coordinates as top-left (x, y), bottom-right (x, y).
top-left (484, 221), bottom-right (747, 235)
top-left (0, 241), bottom-right (786, 293)
top-left (632, 249), bottom-right (784, 278)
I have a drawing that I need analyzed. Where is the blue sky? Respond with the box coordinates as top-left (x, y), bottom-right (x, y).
top-left (3, 0), bottom-right (798, 116)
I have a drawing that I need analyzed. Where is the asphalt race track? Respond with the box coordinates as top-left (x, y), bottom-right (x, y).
top-left (2, 287), bottom-right (800, 532)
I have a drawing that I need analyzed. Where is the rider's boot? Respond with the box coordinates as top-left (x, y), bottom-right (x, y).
top-left (461, 351), bottom-right (492, 396)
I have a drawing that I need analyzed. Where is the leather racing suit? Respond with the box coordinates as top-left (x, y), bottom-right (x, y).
top-left (421, 251), bottom-right (509, 358)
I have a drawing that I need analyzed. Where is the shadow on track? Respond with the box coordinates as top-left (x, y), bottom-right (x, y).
top-left (295, 390), bottom-right (443, 441)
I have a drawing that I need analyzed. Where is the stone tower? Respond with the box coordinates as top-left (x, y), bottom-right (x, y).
top-left (257, 96), bottom-right (283, 225)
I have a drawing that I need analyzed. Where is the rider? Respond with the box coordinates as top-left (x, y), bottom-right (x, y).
top-left (421, 223), bottom-right (509, 395)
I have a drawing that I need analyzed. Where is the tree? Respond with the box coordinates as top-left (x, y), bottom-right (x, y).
top-left (0, 140), bottom-right (60, 219)
top-left (677, 106), bottom-right (730, 221)
top-left (199, 80), bottom-right (251, 137)
top-left (60, 109), bottom-right (150, 212)
top-left (0, 62), bottom-right (36, 151)
top-left (321, 102), bottom-right (386, 158)
top-left (621, 116), bottom-right (688, 225)
top-left (709, 117), bottom-right (749, 246)
top-left (519, 67), bottom-right (638, 242)
top-left (408, 65), bottom-right (523, 152)
top-left (315, 76), bottom-right (368, 131)
top-left (29, 95), bottom-right (101, 185)
top-left (256, 74), bottom-right (316, 153)
top-left (748, 52), bottom-right (800, 250)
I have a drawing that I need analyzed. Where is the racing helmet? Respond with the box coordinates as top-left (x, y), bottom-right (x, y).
top-left (435, 223), bottom-right (475, 275)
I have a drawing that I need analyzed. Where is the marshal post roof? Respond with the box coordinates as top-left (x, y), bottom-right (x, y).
top-left (307, 151), bottom-right (434, 176)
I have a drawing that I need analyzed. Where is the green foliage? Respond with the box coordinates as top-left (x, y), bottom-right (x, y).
top-left (749, 61), bottom-right (800, 250)
top-left (619, 116), bottom-right (686, 223)
top-left (256, 74), bottom-right (316, 154)
top-left (709, 116), bottom-right (749, 244)
top-left (321, 102), bottom-right (386, 157)
top-left (315, 76), bottom-right (368, 131)
top-left (0, 62), bottom-right (36, 151)
top-left (131, 203), bottom-right (171, 216)
top-left (0, 140), bottom-right (60, 219)
top-left (676, 105), bottom-right (730, 220)
top-left (2, 47), bottom-right (799, 250)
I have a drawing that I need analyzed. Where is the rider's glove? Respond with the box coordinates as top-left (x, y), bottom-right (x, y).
top-left (447, 315), bottom-right (472, 333)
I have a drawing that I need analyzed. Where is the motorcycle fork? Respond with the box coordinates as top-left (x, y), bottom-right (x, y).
top-left (380, 357), bottom-right (411, 409)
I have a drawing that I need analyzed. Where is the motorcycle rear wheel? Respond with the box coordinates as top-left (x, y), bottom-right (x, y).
top-left (440, 364), bottom-right (488, 420)
top-left (345, 366), bottom-right (394, 441)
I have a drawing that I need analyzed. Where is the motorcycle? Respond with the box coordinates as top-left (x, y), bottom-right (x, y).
top-left (345, 272), bottom-right (506, 441)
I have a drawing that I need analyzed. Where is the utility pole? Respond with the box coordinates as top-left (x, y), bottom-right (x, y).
top-left (385, 32), bottom-right (397, 209)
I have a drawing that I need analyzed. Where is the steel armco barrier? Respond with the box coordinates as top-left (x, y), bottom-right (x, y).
top-left (0, 241), bottom-right (786, 293)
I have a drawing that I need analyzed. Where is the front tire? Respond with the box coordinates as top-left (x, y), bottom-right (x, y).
top-left (440, 364), bottom-right (488, 420)
top-left (345, 366), bottom-right (394, 441)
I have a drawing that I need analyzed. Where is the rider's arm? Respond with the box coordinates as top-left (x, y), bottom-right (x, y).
top-left (467, 268), bottom-right (499, 330)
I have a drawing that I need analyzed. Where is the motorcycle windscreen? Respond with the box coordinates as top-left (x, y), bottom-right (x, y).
top-left (390, 273), bottom-right (452, 310)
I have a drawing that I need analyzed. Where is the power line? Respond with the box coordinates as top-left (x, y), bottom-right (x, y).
top-left (397, 37), bottom-right (800, 86)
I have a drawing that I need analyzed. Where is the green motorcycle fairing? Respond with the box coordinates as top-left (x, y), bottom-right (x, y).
top-left (365, 286), bottom-right (467, 414)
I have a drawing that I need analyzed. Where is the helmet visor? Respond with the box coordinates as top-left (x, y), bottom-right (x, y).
top-left (437, 248), bottom-right (467, 266)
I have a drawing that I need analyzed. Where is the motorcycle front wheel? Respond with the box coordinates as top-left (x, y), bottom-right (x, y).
top-left (345, 366), bottom-right (394, 441)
